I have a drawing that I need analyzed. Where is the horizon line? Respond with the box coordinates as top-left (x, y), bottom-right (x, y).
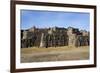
top-left (21, 26), bottom-right (89, 32)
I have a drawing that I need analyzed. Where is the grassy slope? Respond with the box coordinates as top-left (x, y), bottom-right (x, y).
top-left (21, 46), bottom-right (89, 63)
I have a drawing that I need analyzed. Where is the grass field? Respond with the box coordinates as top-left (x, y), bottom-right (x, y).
top-left (21, 46), bottom-right (89, 63)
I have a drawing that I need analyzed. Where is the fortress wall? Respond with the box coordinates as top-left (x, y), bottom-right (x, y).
top-left (21, 27), bottom-right (89, 48)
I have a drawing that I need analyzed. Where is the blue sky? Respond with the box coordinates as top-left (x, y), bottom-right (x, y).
top-left (21, 10), bottom-right (90, 31)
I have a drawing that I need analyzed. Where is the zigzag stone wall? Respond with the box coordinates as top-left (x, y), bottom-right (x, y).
top-left (21, 27), bottom-right (89, 48)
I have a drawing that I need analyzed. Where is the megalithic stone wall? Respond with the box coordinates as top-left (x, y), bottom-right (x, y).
top-left (21, 26), bottom-right (89, 48)
top-left (68, 34), bottom-right (77, 46)
top-left (40, 33), bottom-right (46, 47)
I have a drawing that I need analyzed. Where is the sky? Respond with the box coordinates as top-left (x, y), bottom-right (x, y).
top-left (21, 10), bottom-right (90, 31)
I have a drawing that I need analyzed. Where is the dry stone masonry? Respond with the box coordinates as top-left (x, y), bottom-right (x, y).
top-left (21, 26), bottom-right (89, 48)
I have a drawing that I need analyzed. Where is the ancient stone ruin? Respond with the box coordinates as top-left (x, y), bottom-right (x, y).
top-left (21, 26), bottom-right (89, 48)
